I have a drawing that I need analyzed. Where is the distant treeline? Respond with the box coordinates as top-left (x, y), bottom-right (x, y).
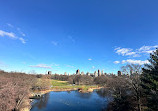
top-left (36, 73), bottom-right (108, 85)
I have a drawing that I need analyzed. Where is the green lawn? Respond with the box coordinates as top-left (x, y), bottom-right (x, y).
top-left (52, 80), bottom-right (70, 86)
top-left (51, 79), bottom-right (98, 90)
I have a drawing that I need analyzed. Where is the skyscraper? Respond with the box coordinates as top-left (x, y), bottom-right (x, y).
top-left (101, 70), bottom-right (104, 75)
top-left (86, 72), bottom-right (90, 76)
top-left (94, 71), bottom-right (98, 77)
top-left (118, 71), bottom-right (122, 76)
top-left (48, 71), bottom-right (52, 75)
top-left (81, 71), bottom-right (84, 75)
top-left (98, 69), bottom-right (101, 76)
top-left (76, 69), bottom-right (80, 75)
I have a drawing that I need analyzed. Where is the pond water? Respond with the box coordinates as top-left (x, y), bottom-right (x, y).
top-left (31, 89), bottom-right (109, 111)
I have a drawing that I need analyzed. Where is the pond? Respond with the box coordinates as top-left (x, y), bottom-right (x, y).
top-left (31, 89), bottom-right (109, 111)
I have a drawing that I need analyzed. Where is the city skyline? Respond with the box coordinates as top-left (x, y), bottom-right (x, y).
top-left (47, 69), bottom-right (110, 76)
top-left (0, 0), bottom-right (158, 74)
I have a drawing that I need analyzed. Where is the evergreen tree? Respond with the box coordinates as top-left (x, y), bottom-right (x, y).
top-left (141, 48), bottom-right (158, 111)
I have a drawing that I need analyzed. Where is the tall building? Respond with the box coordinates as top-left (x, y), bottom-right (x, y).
top-left (118, 71), bottom-right (122, 76)
top-left (86, 72), bottom-right (90, 76)
top-left (130, 70), bottom-right (133, 75)
top-left (64, 72), bottom-right (67, 75)
top-left (76, 69), bottom-right (80, 75)
top-left (94, 71), bottom-right (98, 77)
top-left (48, 71), bottom-right (52, 75)
top-left (98, 69), bottom-right (101, 76)
top-left (101, 70), bottom-right (104, 75)
top-left (81, 71), bottom-right (84, 75)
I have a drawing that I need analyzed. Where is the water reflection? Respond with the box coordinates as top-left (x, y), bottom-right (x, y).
top-left (75, 91), bottom-right (92, 99)
top-left (31, 90), bottom-right (108, 111)
top-left (67, 91), bottom-right (71, 93)
top-left (96, 88), bottom-right (111, 98)
top-left (31, 93), bottom-right (49, 109)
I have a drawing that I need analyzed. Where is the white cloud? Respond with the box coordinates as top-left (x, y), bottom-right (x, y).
top-left (0, 61), bottom-right (8, 68)
top-left (115, 45), bottom-right (158, 57)
top-left (66, 65), bottom-right (75, 68)
top-left (92, 66), bottom-right (95, 69)
top-left (17, 28), bottom-right (26, 37)
top-left (21, 33), bottom-right (26, 37)
top-left (125, 52), bottom-right (136, 56)
top-left (115, 47), bottom-right (139, 57)
top-left (19, 37), bottom-right (26, 44)
top-left (51, 41), bottom-right (58, 46)
top-left (115, 47), bottom-right (132, 55)
top-left (0, 29), bottom-right (27, 44)
top-left (29, 64), bottom-right (52, 69)
top-left (7, 23), bottom-right (26, 37)
top-left (7, 23), bottom-right (14, 28)
top-left (114, 61), bottom-right (120, 64)
top-left (68, 36), bottom-right (75, 43)
top-left (52, 69), bottom-right (58, 71)
top-left (88, 58), bottom-right (92, 61)
top-left (50, 63), bottom-right (60, 67)
top-left (122, 59), bottom-right (149, 65)
top-left (0, 30), bottom-right (17, 38)
top-left (54, 64), bottom-right (59, 66)
top-left (138, 45), bottom-right (158, 54)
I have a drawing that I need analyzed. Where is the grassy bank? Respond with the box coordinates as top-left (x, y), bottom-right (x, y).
top-left (51, 80), bottom-right (99, 91)
top-left (32, 79), bottom-right (101, 96)
top-left (52, 80), bottom-right (70, 86)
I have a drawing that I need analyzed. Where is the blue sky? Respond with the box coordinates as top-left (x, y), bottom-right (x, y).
top-left (0, 0), bottom-right (158, 74)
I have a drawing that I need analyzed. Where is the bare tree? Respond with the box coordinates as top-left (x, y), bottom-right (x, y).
top-left (121, 64), bottom-right (143, 111)
top-left (0, 71), bottom-right (37, 111)
top-left (94, 75), bottom-right (107, 86)
top-left (121, 64), bottom-right (142, 75)
top-left (106, 76), bottom-right (134, 111)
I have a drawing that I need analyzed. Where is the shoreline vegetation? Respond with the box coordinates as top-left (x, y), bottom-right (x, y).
top-left (24, 80), bottom-right (103, 111)
top-left (32, 85), bottom-right (102, 94)
top-left (30, 79), bottom-right (103, 98)
top-left (27, 87), bottom-right (103, 111)
top-left (31, 80), bottom-right (103, 97)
